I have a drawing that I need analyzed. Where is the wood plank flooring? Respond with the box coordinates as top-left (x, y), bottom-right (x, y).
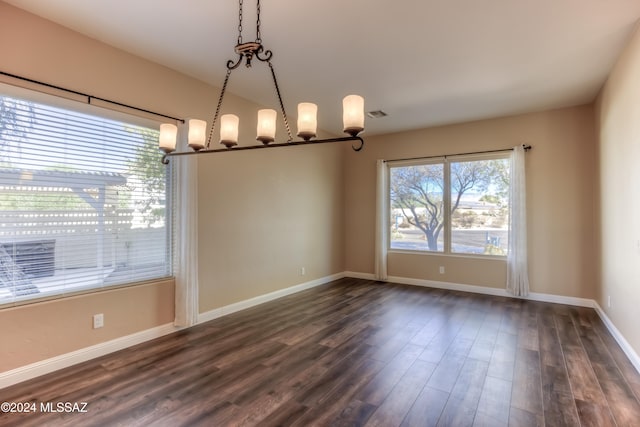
top-left (2, 278), bottom-right (640, 426)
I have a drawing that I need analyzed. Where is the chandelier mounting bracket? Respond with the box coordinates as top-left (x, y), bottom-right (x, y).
top-left (228, 42), bottom-right (273, 69)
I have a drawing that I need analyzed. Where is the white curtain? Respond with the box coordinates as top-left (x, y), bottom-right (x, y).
top-left (173, 123), bottom-right (199, 327)
top-left (506, 145), bottom-right (529, 296)
top-left (375, 159), bottom-right (389, 281)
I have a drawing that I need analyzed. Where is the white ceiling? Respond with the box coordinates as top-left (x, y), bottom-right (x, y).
top-left (5, 0), bottom-right (640, 136)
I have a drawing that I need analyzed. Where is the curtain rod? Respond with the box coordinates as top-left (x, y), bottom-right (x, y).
top-left (0, 70), bottom-right (185, 123)
top-left (383, 144), bottom-right (532, 163)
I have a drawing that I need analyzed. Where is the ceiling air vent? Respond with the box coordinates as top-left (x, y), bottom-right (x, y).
top-left (366, 110), bottom-right (387, 119)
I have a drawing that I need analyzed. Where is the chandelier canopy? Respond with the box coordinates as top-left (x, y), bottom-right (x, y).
top-left (158, 0), bottom-right (365, 164)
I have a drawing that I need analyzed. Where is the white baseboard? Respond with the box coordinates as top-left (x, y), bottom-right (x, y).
top-left (592, 302), bottom-right (640, 374)
top-left (0, 323), bottom-right (178, 390)
top-left (198, 272), bottom-right (345, 323)
top-left (343, 271), bottom-right (377, 281)
top-left (390, 275), bottom-right (594, 307)
top-left (344, 272), bottom-right (594, 307)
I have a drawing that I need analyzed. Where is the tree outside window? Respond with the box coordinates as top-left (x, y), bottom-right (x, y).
top-left (389, 155), bottom-right (510, 255)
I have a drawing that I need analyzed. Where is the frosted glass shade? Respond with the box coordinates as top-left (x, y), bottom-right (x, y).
top-left (159, 123), bottom-right (177, 153)
top-left (220, 114), bottom-right (239, 148)
top-left (343, 94), bottom-right (364, 136)
top-left (256, 109), bottom-right (277, 144)
top-left (188, 119), bottom-right (207, 151)
top-left (297, 102), bottom-right (317, 140)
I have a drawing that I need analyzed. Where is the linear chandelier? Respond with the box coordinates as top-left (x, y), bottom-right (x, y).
top-left (158, 0), bottom-right (365, 164)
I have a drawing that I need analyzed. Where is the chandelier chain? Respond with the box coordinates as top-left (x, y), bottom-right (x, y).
top-left (207, 69), bottom-right (232, 148)
top-left (256, 0), bottom-right (262, 43)
top-left (269, 61), bottom-right (293, 141)
top-left (158, 0), bottom-right (365, 161)
top-left (237, 0), bottom-right (244, 44)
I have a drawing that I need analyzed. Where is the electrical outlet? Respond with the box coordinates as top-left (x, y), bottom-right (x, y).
top-left (439, 266), bottom-right (445, 274)
top-left (300, 267), bottom-right (306, 276)
top-left (607, 296), bottom-right (611, 308)
top-left (93, 313), bottom-right (104, 329)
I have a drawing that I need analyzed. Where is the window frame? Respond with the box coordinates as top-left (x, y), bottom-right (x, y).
top-left (0, 82), bottom-right (173, 307)
top-left (387, 152), bottom-right (510, 259)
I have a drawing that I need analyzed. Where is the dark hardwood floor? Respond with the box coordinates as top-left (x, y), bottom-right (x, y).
top-left (2, 278), bottom-right (640, 426)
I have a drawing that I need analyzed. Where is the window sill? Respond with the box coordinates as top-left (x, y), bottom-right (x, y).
top-left (388, 249), bottom-right (507, 262)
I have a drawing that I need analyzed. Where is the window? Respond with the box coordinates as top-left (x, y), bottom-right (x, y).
top-left (0, 84), bottom-right (171, 305)
top-left (389, 154), bottom-right (510, 256)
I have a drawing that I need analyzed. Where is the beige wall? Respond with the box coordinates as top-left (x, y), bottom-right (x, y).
top-left (0, 2), bottom-right (344, 372)
top-left (596, 23), bottom-right (640, 356)
top-left (345, 105), bottom-right (598, 298)
top-left (197, 142), bottom-right (344, 310)
top-left (0, 280), bottom-right (175, 371)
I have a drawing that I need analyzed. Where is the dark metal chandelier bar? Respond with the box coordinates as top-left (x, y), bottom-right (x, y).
top-left (162, 135), bottom-right (364, 164)
top-left (158, 0), bottom-right (365, 163)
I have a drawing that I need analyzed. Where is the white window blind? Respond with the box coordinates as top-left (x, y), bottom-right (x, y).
top-left (0, 85), bottom-right (172, 305)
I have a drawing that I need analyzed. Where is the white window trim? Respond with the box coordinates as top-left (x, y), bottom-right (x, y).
top-left (387, 152), bottom-right (510, 258)
top-left (0, 82), bottom-right (172, 306)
